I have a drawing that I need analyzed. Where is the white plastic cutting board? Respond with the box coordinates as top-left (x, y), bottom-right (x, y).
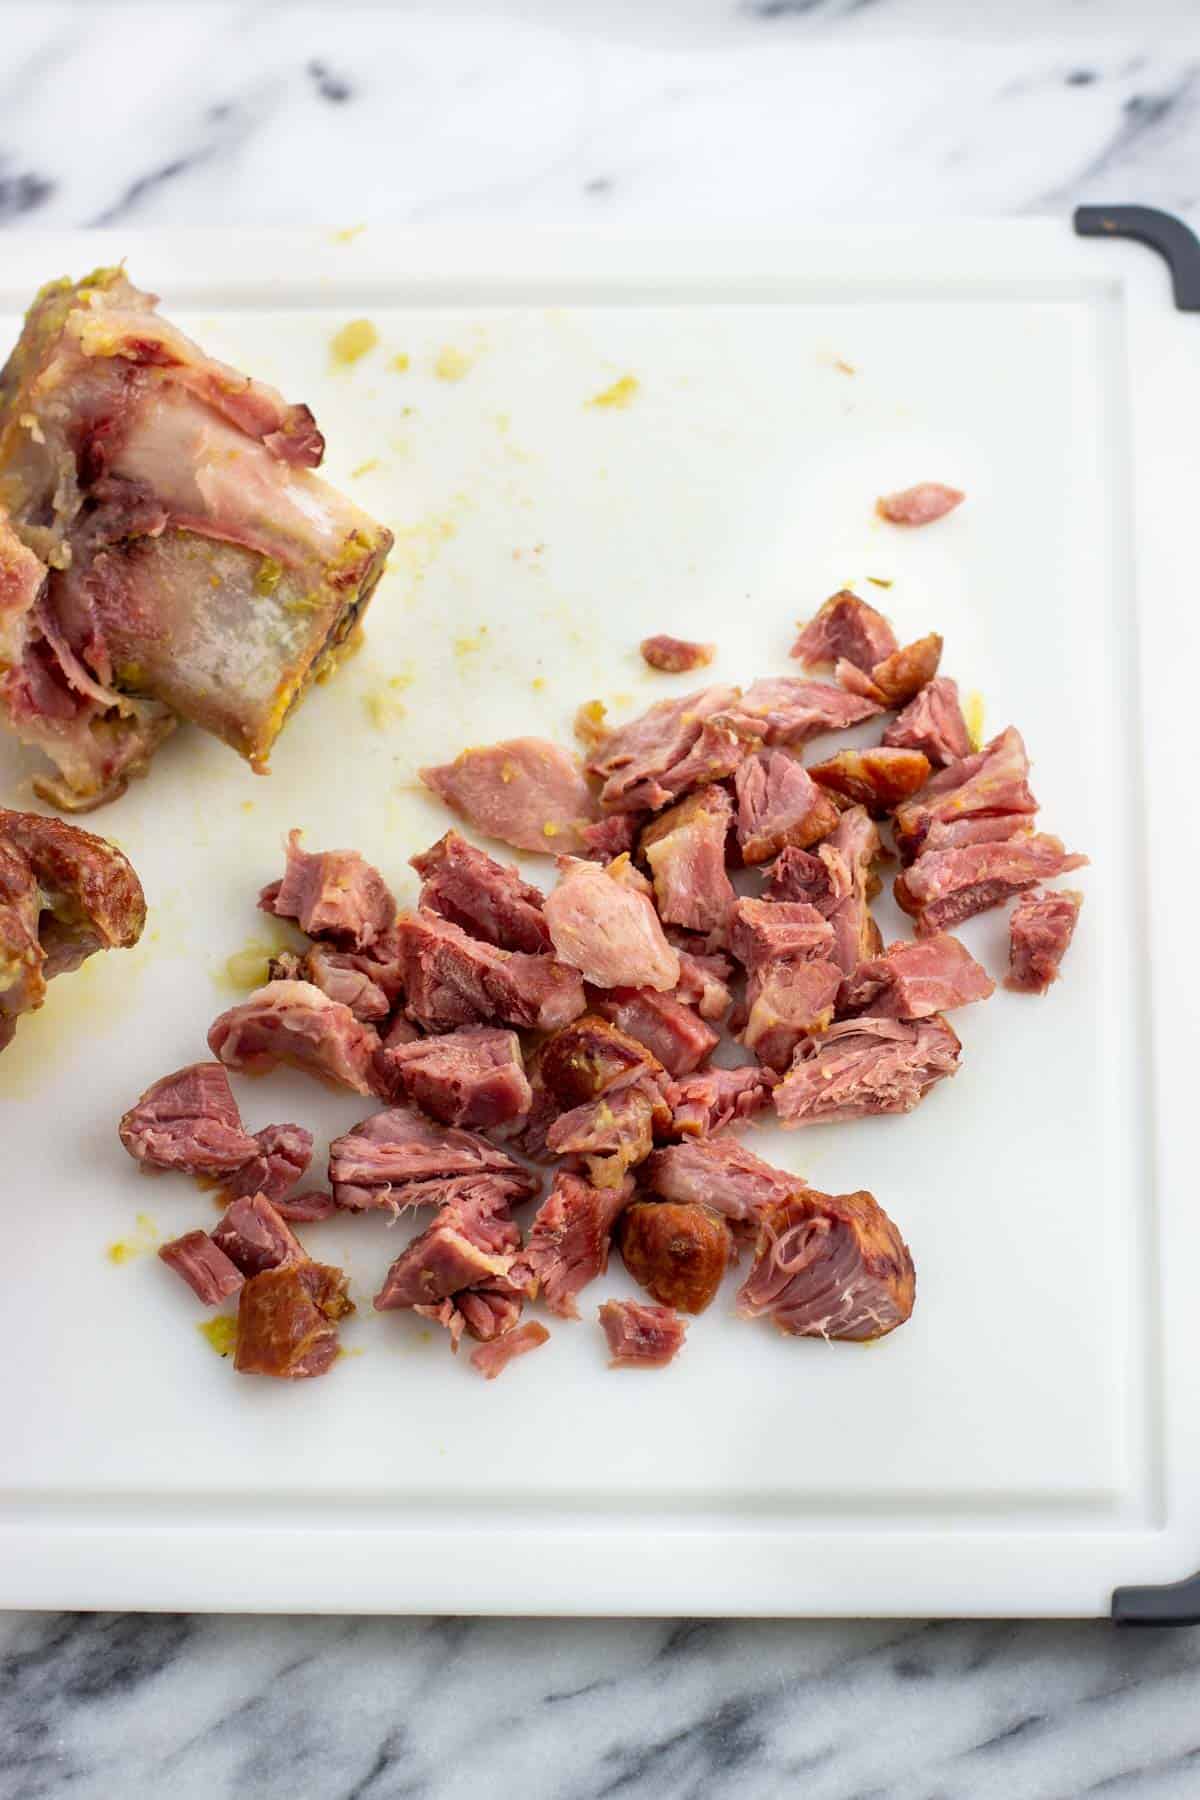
top-left (2, 224), bottom-right (1196, 1617)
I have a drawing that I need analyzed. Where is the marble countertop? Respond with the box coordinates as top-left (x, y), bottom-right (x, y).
top-left (5, 2), bottom-right (1200, 1795)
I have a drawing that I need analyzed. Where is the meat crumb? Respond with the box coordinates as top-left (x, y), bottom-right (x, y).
top-left (640, 635), bottom-right (716, 674)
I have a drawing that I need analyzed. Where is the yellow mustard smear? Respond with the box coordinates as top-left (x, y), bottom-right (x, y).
top-left (434, 346), bottom-right (473, 382)
top-left (390, 353), bottom-right (410, 373)
top-left (362, 671), bottom-right (413, 730)
top-left (350, 459), bottom-right (379, 480)
top-left (213, 935), bottom-right (291, 994)
top-left (332, 224), bottom-right (365, 244)
top-left (107, 1212), bottom-right (159, 1265)
top-left (198, 1315), bottom-right (238, 1357)
top-left (963, 690), bottom-right (986, 751)
top-left (588, 374), bottom-right (638, 410)
top-left (330, 318), bottom-right (378, 366)
top-left (454, 625), bottom-right (489, 657)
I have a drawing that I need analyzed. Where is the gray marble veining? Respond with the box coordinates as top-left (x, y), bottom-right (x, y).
top-left (4, 2), bottom-right (1200, 1796)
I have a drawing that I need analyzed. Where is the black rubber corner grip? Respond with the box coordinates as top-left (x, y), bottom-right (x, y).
top-left (1113, 1571), bottom-right (1200, 1627)
top-left (1074, 204), bottom-right (1200, 311)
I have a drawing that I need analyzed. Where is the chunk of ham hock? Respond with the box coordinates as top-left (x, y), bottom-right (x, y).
top-left (420, 737), bottom-right (596, 854)
top-left (598, 1299), bottom-right (688, 1368)
top-left (737, 1187), bottom-right (915, 1340)
top-left (119, 1062), bottom-right (258, 1175)
top-left (208, 980), bottom-right (381, 1095)
top-left (1006, 888), bottom-right (1083, 994)
top-left (618, 1201), bottom-right (731, 1313)
top-left (235, 1261), bottom-right (354, 1379)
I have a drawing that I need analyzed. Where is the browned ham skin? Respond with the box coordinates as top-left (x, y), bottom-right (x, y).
top-left (640, 634), bottom-right (715, 673)
top-left (598, 1299), bottom-right (688, 1368)
top-left (790, 589), bottom-right (897, 672)
top-left (1006, 888), bottom-right (1083, 993)
top-left (0, 269), bottom-right (391, 809)
top-left (737, 1187), bottom-right (914, 1340)
top-left (809, 747), bottom-right (931, 816)
top-left (158, 1230), bottom-right (244, 1305)
top-left (235, 1261), bottom-right (354, 1379)
top-left (618, 1201), bottom-right (731, 1313)
top-left (1, 806), bottom-right (144, 1051)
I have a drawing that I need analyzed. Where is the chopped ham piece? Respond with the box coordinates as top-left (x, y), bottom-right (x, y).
top-left (410, 830), bottom-right (550, 953)
top-left (892, 727), bottom-right (1037, 863)
top-left (920, 815), bottom-right (1025, 854)
top-left (158, 1231), bottom-right (244, 1305)
top-left (328, 1103), bottom-right (537, 1212)
top-left (0, 270), bottom-right (391, 810)
top-left (715, 678), bottom-right (882, 748)
top-left (208, 980), bottom-right (381, 1096)
top-left (221, 1123), bottom-right (313, 1205)
top-left (516, 1169), bottom-right (631, 1318)
top-left (546, 1081), bottom-right (658, 1186)
top-left (539, 1013), bottom-right (669, 1108)
top-left (762, 845), bottom-right (840, 912)
top-left (396, 909), bottom-right (585, 1034)
top-left (822, 806), bottom-right (884, 976)
top-left (667, 1064), bottom-right (778, 1137)
top-left (791, 589), bottom-right (897, 673)
top-left (598, 1299), bottom-right (688, 1368)
top-left (742, 959), bottom-right (843, 1071)
top-left (544, 856), bottom-right (679, 991)
top-left (809, 747), bottom-right (931, 815)
top-left (587, 684), bottom-right (746, 812)
top-left (284, 944), bottom-right (394, 1024)
top-left (272, 1189), bottom-right (336, 1222)
top-left (730, 899), bottom-right (835, 970)
top-left (211, 1192), bottom-right (306, 1278)
top-left (259, 830), bottom-right (396, 950)
top-left (577, 813), bottom-right (644, 863)
top-left (644, 1136), bottom-right (800, 1224)
top-left (0, 807), bottom-right (145, 1050)
top-left (895, 832), bottom-right (1088, 935)
top-left (420, 737), bottom-right (597, 854)
top-left (374, 1186), bottom-right (521, 1310)
top-left (838, 934), bottom-right (995, 1019)
top-left (234, 1261), bottom-right (354, 1380)
top-left (737, 1187), bottom-right (914, 1340)
top-left (641, 786), bottom-right (736, 936)
top-left (470, 1321), bottom-right (550, 1379)
top-left (619, 1201), bottom-right (732, 1313)
top-left (640, 634), bottom-right (715, 673)
top-left (1006, 888), bottom-right (1083, 994)
top-left (427, 1270), bottom-right (531, 1348)
top-left (672, 946), bottom-right (734, 1021)
top-left (119, 1062), bottom-right (258, 1175)
top-left (867, 633), bottom-right (943, 708)
top-left (876, 482), bottom-right (965, 526)
top-left (734, 750), bottom-right (840, 864)
top-left (375, 1025), bottom-right (532, 1128)
top-left (591, 987), bottom-right (719, 1077)
top-left (882, 676), bottom-right (972, 768)
top-left (774, 1014), bottom-right (961, 1128)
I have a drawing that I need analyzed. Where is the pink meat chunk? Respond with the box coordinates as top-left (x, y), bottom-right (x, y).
top-left (259, 830), bottom-right (396, 950)
top-left (544, 856), bottom-right (679, 991)
top-left (838, 934), bottom-right (995, 1020)
top-left (158, 1230), bottom-right (245, 1305)
top-left (742, 959), bottom-right (843, 1072)
top-left (876, 482), bottom-right (964, 526)
top-left (396, 909), bottom-right (585, 1034)
top-left (515, 1169), bottom-right (631, 1318)
top-left (329, 1103), bottom-right (538, 1212)
top-left (375, 1024), bottom-right (532, 1128)
top-left (598, 1299), bottom-right (688, 1368)
top-left (672, 945), bottom-right (734, 1021)
top-left (587, 684), bottom-right (747, 812)
top-left (730, 899), bottom-right (835, 971)
top-left (734, 749), bottom-right (840, 865)
top-left (545, 1080), bottom-right (658, 1186)
top-left (410, 830), bottom-right (550, 953)
top-left (666, 1064), bottom-right (778, 1137)
top-left (921, 816), bottom-right (1029, 854)
top-left (221, 1123), bottom-right (313, 1205)
top-left (1006, 888), bottom-right (1084, 994)
top-left (892, 727), bottom-right (1037, 863)
top-left (591, 987), bottom-right (719, 1077)
top-left (118, 1061), bottom-right (258, 1175)
top-left (790, 589), bottom-right (898, 673)
top-left (471, 1321), bottom-right (551, 1379)
top-left (822, 806), bottom-right (884, 976)
top-left (272, 1189), bottom-right (336, 1222)
top-left (211, 1192), bottom-right (306, 1278)
top-left (774, 1014), bottom-right (961, 1128)
top-left (895, 832), bottom-right (1088, 936)
top-left (641, 786), bottom-right (736, 937)
top-left (208, 980), bottom-right (381, 1096)
top-left (420, 737), bottom-right (597, 854)
top-left (644, 1136), bottom-right (800, 1224)
top-left (882, 677), bottom-right (972, 768)
top-left (285, 943), bottom-right (394, 1024)
top-left (577, 813), bottom-right (644, 863)
top-left (640, 634), bottom-right (715, 673)
top-left (714, 678), bottom-right (882, 748)
top-left (762, 846), bottom-right (841, 912)
top-left (737, 1187), bottom-right (915, 1340)
top-left (374, 1186), bottom-right (522, 1310)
